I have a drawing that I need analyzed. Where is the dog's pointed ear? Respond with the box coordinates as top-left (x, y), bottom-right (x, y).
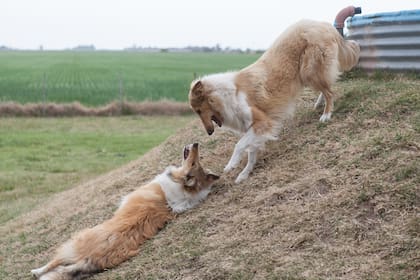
top-left (185, 177), bottom-right (197, 188)
top-left (191, 80), bottom-right (204, 96)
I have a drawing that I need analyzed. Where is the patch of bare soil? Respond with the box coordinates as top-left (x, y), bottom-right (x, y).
top-left (0, 77), bottom-right (418, 279)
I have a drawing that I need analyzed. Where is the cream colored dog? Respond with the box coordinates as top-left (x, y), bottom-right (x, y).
top-left (189, 20), bottom-right (360, 183)
top-left (31, 143), bottom-right (219, 280)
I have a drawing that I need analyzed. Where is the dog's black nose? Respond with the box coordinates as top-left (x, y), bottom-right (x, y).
top-left (207, 129), bottom-right (214, 135)
top-left (193, 143), bottom-right (199, 148)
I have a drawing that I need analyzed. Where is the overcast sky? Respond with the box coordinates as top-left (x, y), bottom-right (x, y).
top-left (1, 0), bottom-right (419, 50)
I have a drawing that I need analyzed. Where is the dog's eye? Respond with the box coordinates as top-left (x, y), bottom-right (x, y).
top-left (196, 110), bottom-right (201, 115)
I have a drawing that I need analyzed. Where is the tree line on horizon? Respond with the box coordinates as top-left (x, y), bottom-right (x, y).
top-left (0, 44), bottom-right (264, 53)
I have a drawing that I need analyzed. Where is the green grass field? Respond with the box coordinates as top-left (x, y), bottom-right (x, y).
top-left (0, 52), bottom-right (260, 222)
top-left (0, 51), bottom-right (259, 105)
top-left (0, 116), bottom-right (193, 223)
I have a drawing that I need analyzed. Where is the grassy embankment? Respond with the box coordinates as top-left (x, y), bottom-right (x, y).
top-left (0, 72), bottom-right (418, 279)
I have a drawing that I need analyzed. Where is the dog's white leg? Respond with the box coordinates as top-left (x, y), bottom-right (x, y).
top-left (319, 112), bottom-right (332, 122)
top-left (314, 93), bottom-right (325, 109)
top-left (235, 148), bottom-right (257, 184)
top-left (38, 260), bottom-right (93, 280)
top-left (224, 129), bottom-right (258, 173)
top-left (319, 89), bottom-right (334, 122)
top-left (31, 264), bottom-right (49, 278)
top-left (224, 140), bottom-right (247, 173)
top-left (39, 271), bottom-right (61, 280)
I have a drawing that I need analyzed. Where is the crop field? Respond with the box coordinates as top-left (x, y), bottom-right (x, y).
top-left (0, 51), bottom-right (258, 222)
top-left (0, 51), bottom-right (259, 105)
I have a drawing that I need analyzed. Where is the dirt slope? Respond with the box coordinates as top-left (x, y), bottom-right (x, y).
top-left (0, 74), bottom-right (419, 279)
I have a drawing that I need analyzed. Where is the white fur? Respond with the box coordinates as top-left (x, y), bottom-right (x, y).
top-left (202, 73), bottom-right (253, 133)
top-left (223, 128), bottom-right (273, 183)
top-left (155, 167), bottom-right (211, 213)
top-left (222, 91), bottom-right (253, 133)
top-left (119, 195), bottom-right (129, 209)
top-left (319, 112), bottom-right (332, 122)
top-left (314, 93), bottom-right (325, 109)
top-left (31, 265), bottom-right (48, 278)
top-left (38, 264), bottom-right (92, 280)
top-left (39, 273), bottom-right (56, 280)
top-left (201, 72), bottom-right (237, 92)
top-left (202, 72), bottom-right (286, 183)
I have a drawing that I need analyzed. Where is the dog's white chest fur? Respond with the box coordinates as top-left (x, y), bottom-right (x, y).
top-left (154, 168), bottom-right (210, 213)
top-left (217, 90), bottom-right (252, 133)
top-left (203, 72), bottom-right (253, 133)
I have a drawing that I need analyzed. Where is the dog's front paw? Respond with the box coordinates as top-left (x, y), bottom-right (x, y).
top-left (224, 157), bottom-right (241, 173)
top-left (224, 164), bottom-right (235, 173)
top-left (31, 268), bottom-right (42, 278)
top-left (234, 172), bottom-right (249, 184)
top-left (319, 112), bottom-right (331, 122)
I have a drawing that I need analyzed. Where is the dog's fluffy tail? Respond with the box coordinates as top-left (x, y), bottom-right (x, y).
top-left (337, 39), bottom-right (360, 72)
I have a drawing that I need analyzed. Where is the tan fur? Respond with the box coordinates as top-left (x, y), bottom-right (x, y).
top-left (32, 144), bottom-right (219, 280)
top-left (72, 183), bottom-right (172, 270)
top-left (189, 20), bottom-right (360, 183)
top-left (238, 20), bottom-right (359, 125)
top-left (33, 185), bottom-right (172, 280)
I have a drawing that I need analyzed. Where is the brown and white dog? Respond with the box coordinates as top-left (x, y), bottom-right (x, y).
top-left (31, 143), bottom-right (219, 280)
top-left (189, 20), bottom-right (360, 183)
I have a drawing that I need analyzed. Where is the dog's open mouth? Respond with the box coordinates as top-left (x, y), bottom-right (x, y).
top-left (211, 115), bottom-right (222, 127)
top-left (183, 146), bottom-right (190, 160)
top-left (183, 143), bottom-right (199, 160)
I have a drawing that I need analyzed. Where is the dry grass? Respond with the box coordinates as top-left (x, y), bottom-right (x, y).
top-left (0, 74), bottom-right (419, 279)
top-left (0, 100), bottom-right (191, 117)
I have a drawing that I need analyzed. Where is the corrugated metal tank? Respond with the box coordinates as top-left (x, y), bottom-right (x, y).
top-left (346, 9), bottom-right (420, 71)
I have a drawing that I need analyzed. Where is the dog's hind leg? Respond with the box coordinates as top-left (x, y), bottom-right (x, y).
top-left (319, 87), bottom-right (335, 122)
top-left (38, 260), bottom-right (97, 280)
top-left (58, 260), bottom-right (97, 280)
top-left (31, 259), bottom-right (64, 278)
top-left (39, 270), bottom-right (68, 280)
top-left (314, 92), bottom-right (325, 109)
top-left (300, 42), bottom-right (340, 122)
